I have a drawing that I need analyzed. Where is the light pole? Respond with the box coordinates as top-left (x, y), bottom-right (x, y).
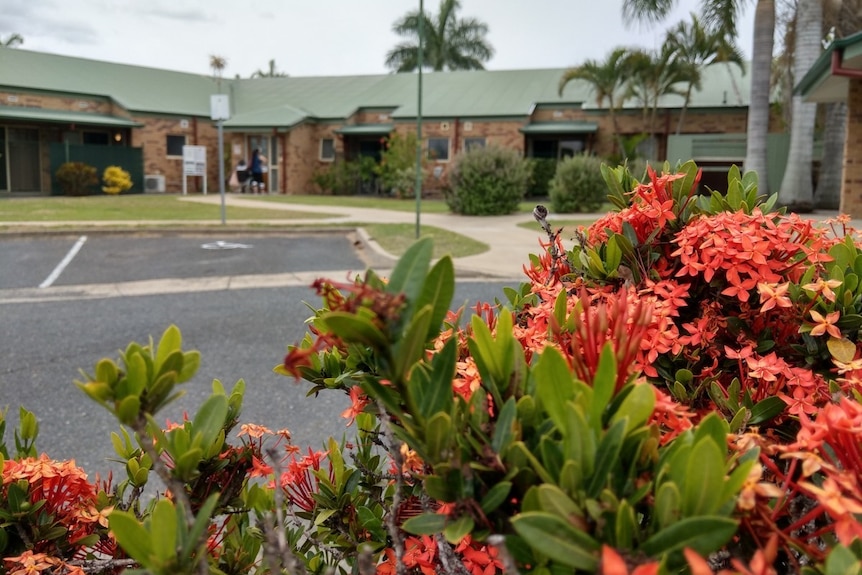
top-left (414, 0), bottom-right (424, 239)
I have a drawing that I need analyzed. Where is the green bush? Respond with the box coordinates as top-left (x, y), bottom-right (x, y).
top-left (525, 158), bottom-right (557, 198)
top-left (55, 162), bottom-right (99, 196)
top-left (445, 145), bottom-right (531, 215)
top-left (549, 154), bottom-right (606, 213)
top-left (376, 132), bottom-right (426, 198)
top-left (311, 158), bottom-right (376, 195)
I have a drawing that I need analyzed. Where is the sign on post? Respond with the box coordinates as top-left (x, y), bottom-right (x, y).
top-left (182, 145), bottom-right (207, 195)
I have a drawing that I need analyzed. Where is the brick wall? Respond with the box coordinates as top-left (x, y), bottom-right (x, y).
top-left (0, 90), bottom-right (114, 115)
top-left (841, 79), bottom-right (862, 218)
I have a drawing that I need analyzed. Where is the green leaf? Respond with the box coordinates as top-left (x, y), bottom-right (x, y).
top-left (415, 255), bottom-right (455, 341)
top-left (387, 237), bottom-right (432, 303)
top-left (534, 348), bottom-right (576, 431)
top-left (191, 394), bottom-right (229, 449)
top-left (654, 482), bottom-right (680, 529)
top-left (155, 325), bottom-right (182, 370)
top-left (615, 500), bottom-right (637, 550)
top-left (117, 395), bottom-right (141, 426)
top-left (321, 312), bottom-right (389, 351)
top-left (609, 382), bottom-right (655, 435)
top-left (444, 515), bottom-right (474, 544)
top-left (824, 544), bottom-right (862, 575)
top-left (511, 512), bottom-right (598, 571)
top-left (425, 412), bottom-right (452, 462)
top-left (394, 305), bottom-right (433, 381)
top-left (535, 484), bottom-right (584, 523)
top-left (682, 438), bottom-right (726, 516)
top-left (748, 396), bottom-right (786, 425)
top-left (150, 499), bottom-right (178, 563)
top-left (181, 493), bottom-right (220, 558)
top-left (480, 481), bottom-right (512, 514)
top-left (419, 338), bottom-right (457, 421)
top-left (109, 510), bottom-right (153, 563)
top-left (402, 512), bottom-right (447, 535)
top-left (639, 516), bottom-right (737, 557)
top-left (177, 351), bottom-right (200, 383)
top-left (492, 397), bottom-right (517, 453)
top-left (586, 418), bottom-right (625, 498)
top-left (589, 344), bottom-right (616, 428)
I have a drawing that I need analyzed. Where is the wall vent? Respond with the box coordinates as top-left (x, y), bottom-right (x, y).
top-left (440, 121), bottom-right (450, 131)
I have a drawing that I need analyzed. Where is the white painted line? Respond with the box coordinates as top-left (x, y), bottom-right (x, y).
top-left (39, 235), bottom-right (87, 289)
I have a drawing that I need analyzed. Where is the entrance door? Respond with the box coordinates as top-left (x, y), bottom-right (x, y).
top-left (0, 127), bottom-right (7, 193)
top-left (9, 128), bottom-right (40, 192)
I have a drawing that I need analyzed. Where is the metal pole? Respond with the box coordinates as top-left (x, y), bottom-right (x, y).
top-left (218, 119), bottom-right (225, 225)
top-left (414, 0), bottom-right (424, 239)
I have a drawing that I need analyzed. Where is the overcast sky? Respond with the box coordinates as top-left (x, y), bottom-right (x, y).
top-left (0, 0), bottom-right (756, 78)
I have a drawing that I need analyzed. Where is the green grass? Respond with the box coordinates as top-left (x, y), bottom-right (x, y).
top-left (363, 223), bottom-right (488, 259)
top-left (0, 195), bottom-right (338, 222)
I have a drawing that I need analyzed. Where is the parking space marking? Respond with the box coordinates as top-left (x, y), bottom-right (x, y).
top-left (39, 235), bottom-right (87, 288)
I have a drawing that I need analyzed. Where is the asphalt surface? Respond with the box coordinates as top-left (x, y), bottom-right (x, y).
top-left (0, 232), bottom-right (516, 478)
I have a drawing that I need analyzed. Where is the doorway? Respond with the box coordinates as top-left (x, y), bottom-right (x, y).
top-left (8, 128), bottom-right (40, 192)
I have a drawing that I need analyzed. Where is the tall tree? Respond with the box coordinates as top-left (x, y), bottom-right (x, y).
top-left (663, 13), bottom-right (746, 134)
top-left (385, 0), bottom-right (494, 72)
top-left (251, 59), bottom-right (288, 78)
top-left (622, 0), bottom-right (775, 192)
top-left (779, 0), bottom-right (823, 210)
top-left (558, 47), bottom-right (634, 157)
top-left (0, 33), bottom-right (23, 47)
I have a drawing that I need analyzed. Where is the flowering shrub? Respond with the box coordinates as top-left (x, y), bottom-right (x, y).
top-left (54, 162), bottom-right (98, 196)
top-left (3, 161), bottom-right (862, 575)
top-left (101, 166), bottom-right (133, 195)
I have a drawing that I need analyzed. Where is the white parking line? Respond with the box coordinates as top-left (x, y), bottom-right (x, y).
top-left (39, 235), bottom-right (87, 288)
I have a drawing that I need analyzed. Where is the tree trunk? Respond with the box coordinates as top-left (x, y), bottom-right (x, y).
top-left (779, 0), bottom-right (823, 211)
top-left (814, 101), bottom-right (847, 209)
top-left (676, 85), bottom-right (693, 135)
top-left (744, 0), bottom-right (776, 193)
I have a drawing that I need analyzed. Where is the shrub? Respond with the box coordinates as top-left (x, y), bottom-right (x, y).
top-left (446, 145), bottom-right (531, 215)
top-left (54, 162), bottom-right (98, 196)
top-left (6, 162), bottom-right (862, 575)
top-left (376, 132), bottom-right (426, 198)
top-left (311, 158), bottom-right (375, 195)
top-left (101, 165), bottom-right (133, 195)
top-left (525, 157), bottom-right (556, 198)
top-left (548, 153), bottom-right (606, 213)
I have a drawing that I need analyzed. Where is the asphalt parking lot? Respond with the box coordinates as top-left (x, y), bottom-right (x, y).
top-left (0, 232), bottom-right (369, 292)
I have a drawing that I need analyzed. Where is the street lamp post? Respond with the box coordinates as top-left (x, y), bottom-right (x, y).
top-left (414, 0), bottom-right (424, 239)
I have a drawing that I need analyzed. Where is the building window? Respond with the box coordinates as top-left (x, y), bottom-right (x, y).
top-left (464, 137), bottom-right (486, 151)
top-left (320, 138), bottom-right (335, 161)
top-left (166, 134), bottom-right (186, 157)
top-left (427, 137), bottom-right (450, 162)
top-left (82, 131), bottom-right (109, 146)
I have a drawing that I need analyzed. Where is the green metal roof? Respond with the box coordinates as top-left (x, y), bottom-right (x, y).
top-left (0, 46), bottom-right (758, 127)
top-left (796, 30), bottom-right (862, 102)
top-left (0, 105), bottom-right (142, 127)
top-left (335, 124), bottom-right (394, 135)
top-left (519, 121), bottom-right (597, 134)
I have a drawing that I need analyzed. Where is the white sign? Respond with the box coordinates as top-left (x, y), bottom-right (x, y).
top-left (183, 145), bottom-right (206, 176)
top-left (210, 94), bottom-right (230, 121)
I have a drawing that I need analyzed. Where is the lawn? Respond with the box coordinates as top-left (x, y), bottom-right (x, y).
top-left (362, 223), bottom-right (488, 259)
top-left (517, 217), bottom-right (599, 238)
top-left (250, 194), bottom-right (541, 214)
top-left (0, 194), bottom-right (335, 222)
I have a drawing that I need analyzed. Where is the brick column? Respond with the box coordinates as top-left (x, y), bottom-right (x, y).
top-left (841, 78), bottom-right (862, 218)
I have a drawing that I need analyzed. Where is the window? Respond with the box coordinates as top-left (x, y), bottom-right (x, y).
top-left (320, 138), bottom-right (335, 161)
top-left (82, 131), bottom-right (109, 146)
top-left (166, 135), bottom-right (186, 157)
top-left (464, 137), bottom-right (486, 151)
top-left (427, 137), bottom-right (450, 162)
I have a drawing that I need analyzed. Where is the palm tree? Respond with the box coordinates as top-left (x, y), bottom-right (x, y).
top-left (251, 59), bottom-right (288, 78)
top-left (1, 33), bottom-right (23, 47)
top-left (664, 14), bottom-right (746, 134)
top-left (779, 0), bottom-right (822, 210)
top-left (209, 54), bottom-right (227, 93)
top-left (625, 46), bottom-right (691, 160)
top-left (558, 47), bottom-right (633, 157)
top-left (385, 0), bottom-right (494, 72)
top-left (622, 0), bottom-right (775, 192)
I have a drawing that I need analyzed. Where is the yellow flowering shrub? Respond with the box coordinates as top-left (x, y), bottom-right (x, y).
top-left (101, 165), bottom-right (133, 195)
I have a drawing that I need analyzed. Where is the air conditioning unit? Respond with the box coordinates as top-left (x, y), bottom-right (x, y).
top-left (144, 174), bottom-right (166, 193)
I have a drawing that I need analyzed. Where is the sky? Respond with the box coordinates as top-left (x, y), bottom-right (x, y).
top-left (0, 0), bottom-right (757, 78)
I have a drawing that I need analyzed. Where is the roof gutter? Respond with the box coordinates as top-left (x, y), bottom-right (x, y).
top-left (832, 48), bottom-right (862, 79)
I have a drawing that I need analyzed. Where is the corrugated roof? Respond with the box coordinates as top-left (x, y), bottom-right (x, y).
top-left (335, 124), bottom-right (394, 135)
top-left (796, 30), bottom-right (862, 102)
top-left (0, 47), bottom-right (217, 116)
top-left (519, 121), bottom-right (598, 134)
top-left (0, 105), bottom-right (142, 127)
top-left (0, 47), bottom-right (753, 125)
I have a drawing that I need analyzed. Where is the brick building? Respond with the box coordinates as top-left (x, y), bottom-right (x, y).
top-left (0, 46), bottom-right (776, 197)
